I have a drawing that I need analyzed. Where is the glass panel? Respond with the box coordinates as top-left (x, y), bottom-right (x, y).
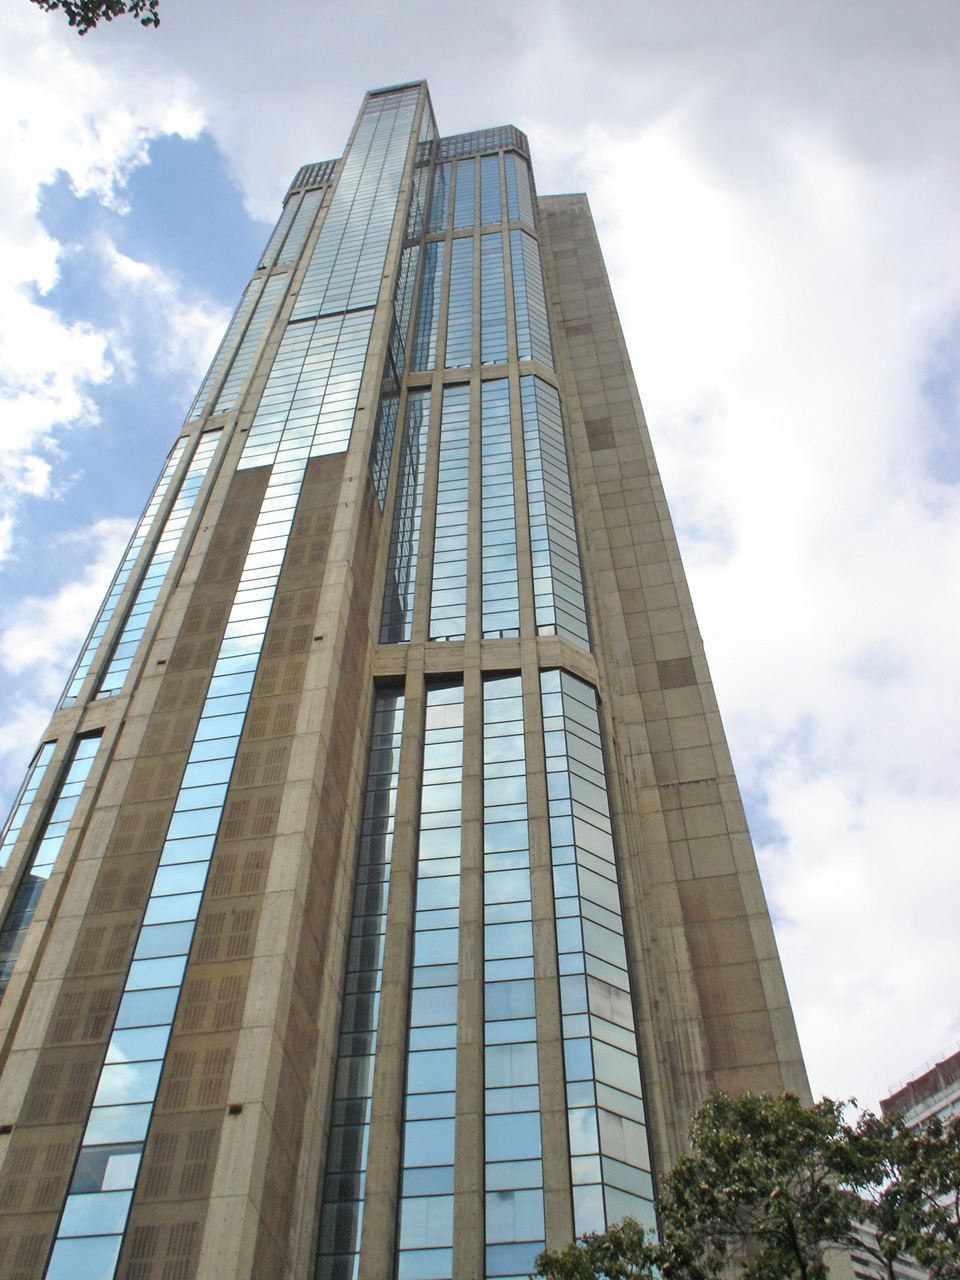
top-left (397, 684), bottom-right (463, 1277)
top-left (429, 387), bottom-right (470, 640)
top-left (540, 670), bottom-right (655, 1233)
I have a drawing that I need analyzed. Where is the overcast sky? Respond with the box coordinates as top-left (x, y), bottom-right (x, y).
top-left (0, 0), bottom-right (957, 1112)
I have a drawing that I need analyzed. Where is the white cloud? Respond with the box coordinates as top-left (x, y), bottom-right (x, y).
top-left (0, 517), bottom-right (132, 784)
top-left (0, 3), bottom-right (208, 561)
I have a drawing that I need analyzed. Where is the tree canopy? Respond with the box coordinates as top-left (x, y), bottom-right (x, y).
top-left (29, 0), bottom-right (159, 35)
top-left (533, 1091), bottom-right (960, 1280)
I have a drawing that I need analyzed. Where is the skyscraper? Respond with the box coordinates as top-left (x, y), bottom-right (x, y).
top-left (0, 82), bottom-right (808, 1280)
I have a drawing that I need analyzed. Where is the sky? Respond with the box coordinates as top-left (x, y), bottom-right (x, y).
top-left (0, 0), bottom-right (957, 1113)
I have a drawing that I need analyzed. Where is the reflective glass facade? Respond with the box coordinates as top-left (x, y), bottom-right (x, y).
top-left (540, 670), bottom-right (655, 1237)
top-left (482, 676), bottom-right (545, 1279)
top-left (381, 391), bottom-right (430, 643)
top-left (429, 385), bottom-right (470, 641)
top-left (317, 690), bottom-right (404, 1280)
top-left (97, 430), bottom-right (222, 699)
top-left (480, 381), bottom-right (520, 638)
top-left (0, 735), bottom-right (101, 998)
top-left (0, 83), bottom-right (808, 1280)
top-left (60, 437), bottom-right (188, 707)
top-left (397, 683), bottom-right (463, 1280)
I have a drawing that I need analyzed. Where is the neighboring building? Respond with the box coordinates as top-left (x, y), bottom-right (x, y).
top-left (0, 83), bottom-right (808, 1280)
top-left (848, 1223), bottom-right (928, 1280)
top-left (882, 1044), bottom-right (960, 1130)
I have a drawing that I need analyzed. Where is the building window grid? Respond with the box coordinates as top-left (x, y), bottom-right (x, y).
top-left (0, 735), bottom-right (101, 1000)
top-left (45, 259), bottom-right (384, 1275)
top-left (411, 241), bottom-right (445, 371)
top-left (95, 430), bottom-right (222, 700)
top-left (520, 378), bottom-right (590, 648)
top-left (292, 93), bottom-right (419, 323)
top-left (428, 386), bottom-right (470, 641)
top-left (0, 741), bottom-right (56, 871)
top-left (452, 157), bottom-right (476, 231)
top-left (238, 308), bottom-right (377, 468)
top-left (187, 279), bottom-right (262, 422)
top-left (60, 437), bottom-right (189, 708)
top-left (480, 233), bottom-right (508, 366)
top-left (480, 381), bottom-right (520, 639)
top-left (259, 192), bottom-right (302, 269)
top-left (479, 155), bottom-right (502, 227)
top-left (482, 675), bottom-right (546, 1279)
top-left (381, 391), bottom-right (431, 643)
top-left (510, 230), bottom-right (554, 370)
top-left (275, 187), bottom-right (324, 267)
top-left (444, 238), bottom-right (473, 369)
top-left (212, 273), bottom-right (287, 416)
top-left (427, 162), bottom-right (451, 234)
top-left (316, 690), bottom-right (406, 1280)
top-left (95, 431), bottom-right (222, 700)
top-left (396, 683), bottom-right (464, 1280)
top-left (539, 670), bottom-right (656, 1239)
top-left (369, 393), bottom-right (401, 507)
top-left (504, 155), bottom-right (535, 231)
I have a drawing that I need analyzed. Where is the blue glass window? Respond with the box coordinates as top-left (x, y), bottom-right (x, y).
top-left (316, 690), bottom-right (405, 1280)
top-left (397, 684), bottom-right (463, 1280)
top-left (444, 238), bottom-right (473, 368)
top-left (480, 382), bottom-right (519, 637)
top-left (510, 230), bottom-right (554, 370)
top-left (519, 377), bottom-right (589, 646)
top-left (0, 734), bottom-right (101, 998)
top-left (429, 386), bottom-right (470, 641)
top-left (480, 234), bottom-right (508, 365)
top-left (539, 670), bottom-right (656, 1237)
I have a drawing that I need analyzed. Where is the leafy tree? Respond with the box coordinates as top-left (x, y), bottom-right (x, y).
top-left (533, 1216), bottom-right (658, 1280)
top-left (655, 1092), bottom-right (861, 1280)
top-left (29, 0), bottom-right (159, 35)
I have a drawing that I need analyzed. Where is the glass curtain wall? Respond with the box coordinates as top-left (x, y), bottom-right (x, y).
top-left (539, 671), bottom-right (655, 1237)
top-left (482, 675), bottom-right (545, 1279)
top-left (96, 430), bottom-right (222, 699)
top-left (428, 386), bottom-right (470, 641)
top-left (60, 437), bottom-right (189, 707)
top-left (396, 683), bottom-right (464, 1280)
top-left (0, 735), bottom-right (102, 999)
top-left (316, 691), bottom-right (405, 1280)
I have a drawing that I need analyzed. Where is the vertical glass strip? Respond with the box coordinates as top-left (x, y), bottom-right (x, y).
top-left (238, 309), bottom-right (376, 468)
top-left (519, 377), bottom-right (589, 647)
top-left (60, 438), bottom-right (189, 707)
top-left (504, 155), bottom-right (535, 231)
top-left (453, 157), bottom-right (476, 231)
top-left (0, 741), bottom-right (56, 869)
top-left (212, 273), bottom-right (287, 415)
top-left (316, 690), bottom-right (405, 1280)
top-left (411, 242), bottom-right (444, 371)
top-left (539, 671), bottom-right (656, 1238)
top-left (510, 231), bottom-right (554, 371)
top-left (187, 280), bottom-right (261, 422)
top-left (381, 391), bottom-right (430, 643)
top-left (429, 386), bottom-right (470, 642)
top-left (479, 154), bottom-right (502, 227)
top-left (394, 245), bottom-right (423, 373)
top-left (369, 393), bottom-right (400, 507)
top-left (96, 431), bottom-right (222, 699)
top-left (427, 162), bottom-right (451, 233)
top-left (47, 395), bottom-right (329, 1280)
top-left (258, 193), bottom-right (301, 270)
top-left (0, 735), bottom-right (101, 999)
top-left (397, 683), bottom-right (463, 1280)
top-left (480, 234), bottom-right (508, 365)
top-left (480, 381), bottom-right (519, 638)
top-left (276, 187), bottom-right (324, 266)
top-left (292, 87), bottom-right (420, 322)
top-left (482, 675), bottom-right (545, 1280)
top-left (444, 238), bottom-right (473, 369)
